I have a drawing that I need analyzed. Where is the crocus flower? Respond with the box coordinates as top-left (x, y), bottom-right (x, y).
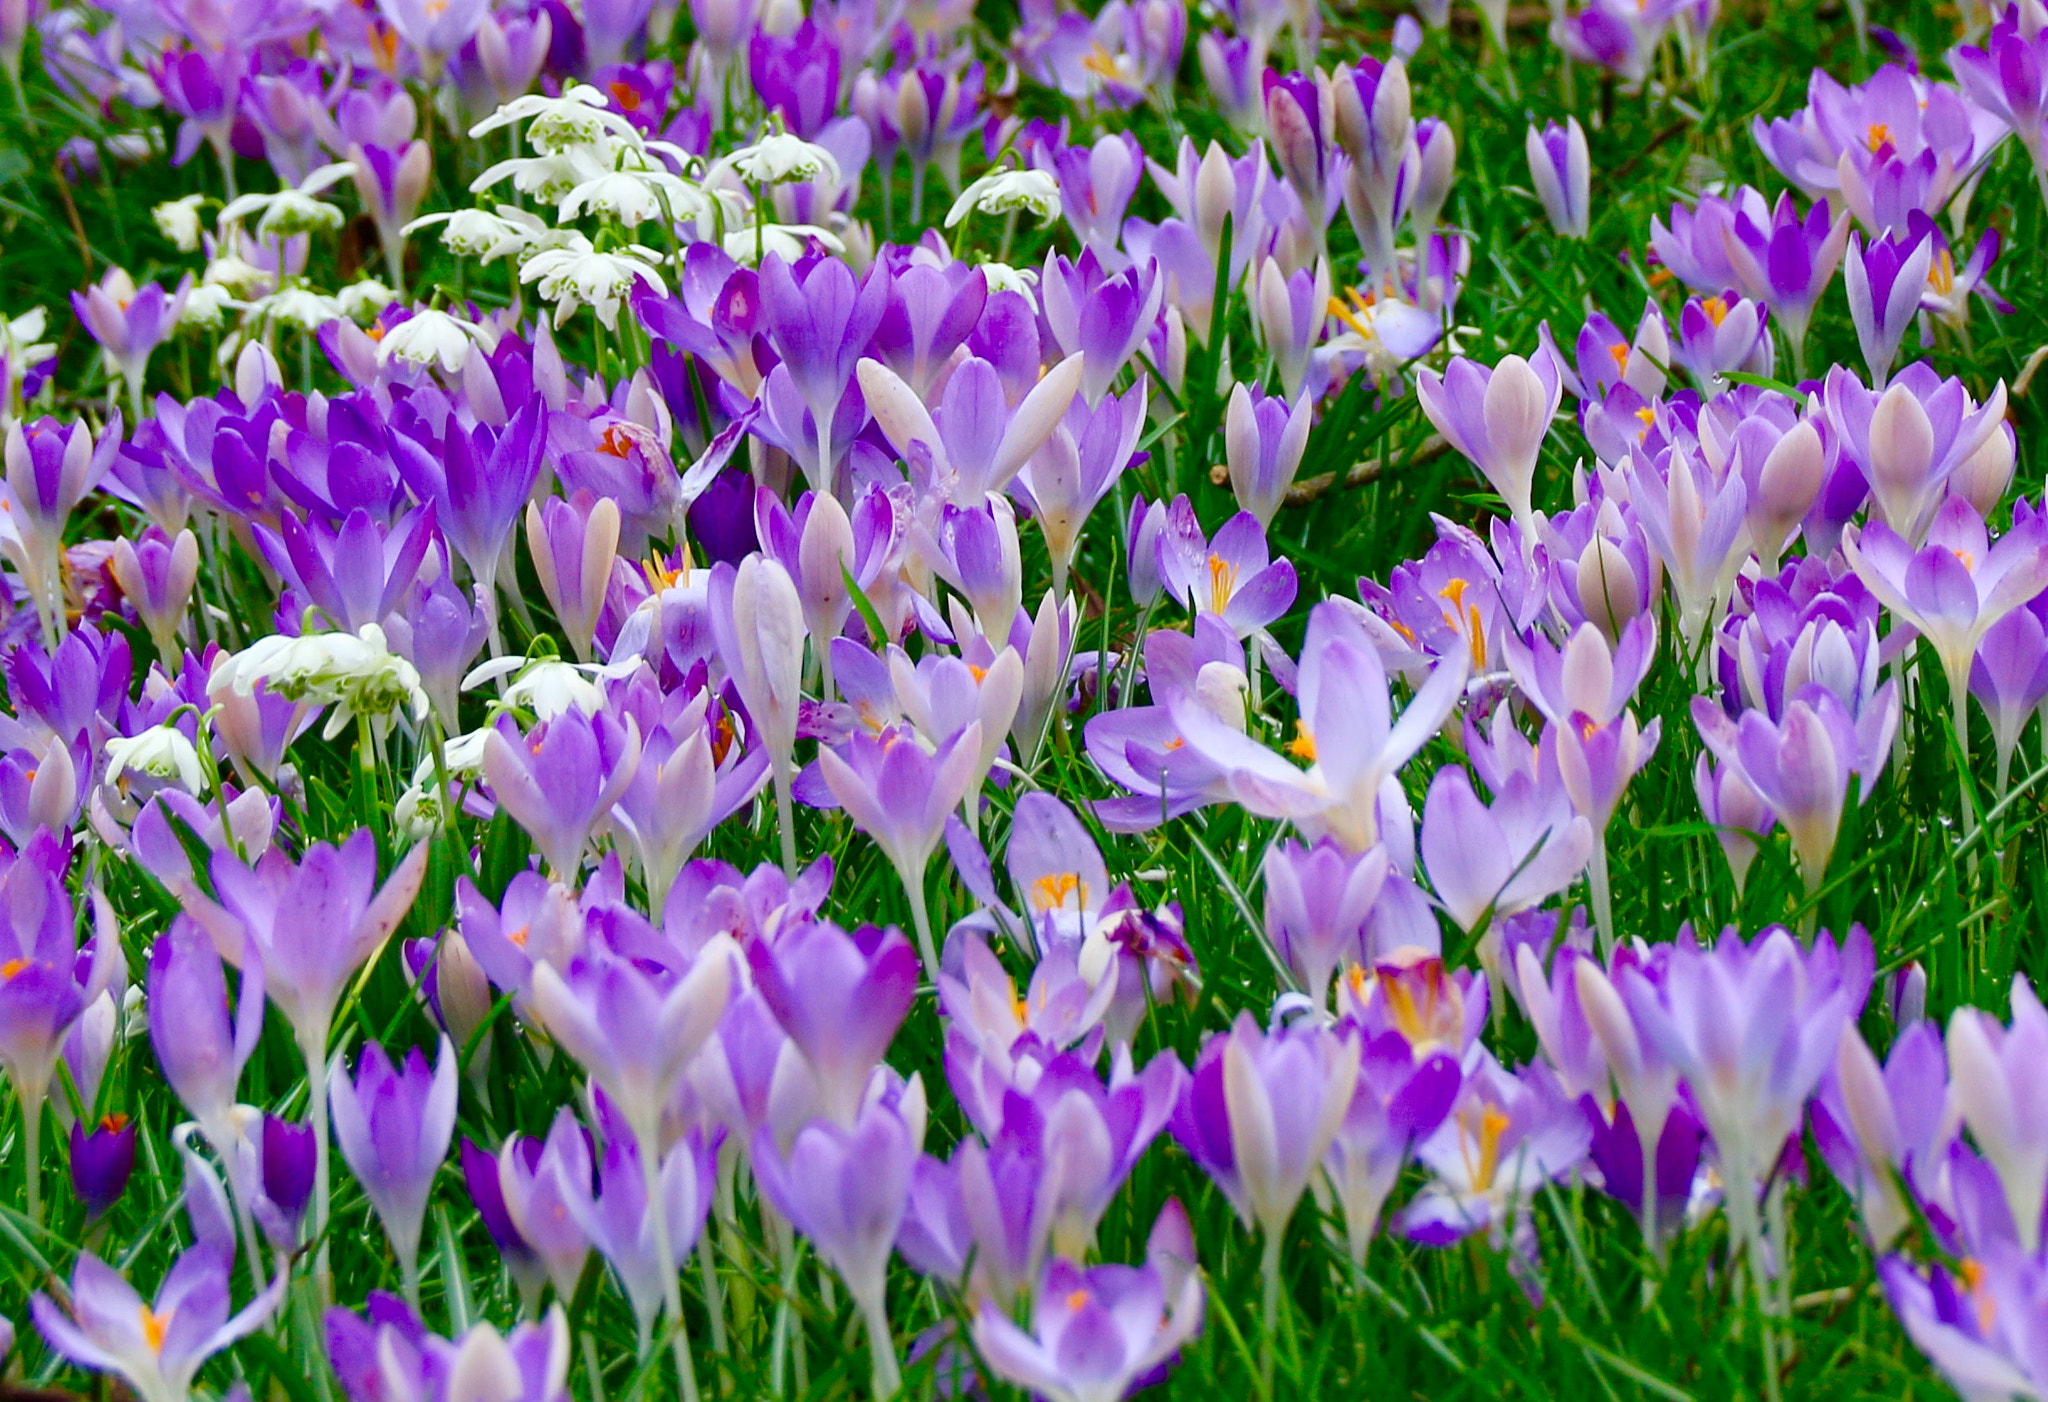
top-left (328, 1037), bottom-right (458, 1300)
top-left (753, 1075), bottom-right (926, 1398)
top-left (3, 415), bottom-right (120, 649)
top-left (1224, 384), bottom-right (1313, 527)
top-left (1880, 1247), bottom-right (2048, 1402)
top-left (972, 1238), bottom-right (1205, 1402)
top-left (748, 917), bottom-right (917, 1126)
top-left (525, 495), bottom-right (621, 663)
top-left (498, 1110), bottom-right (595, 1304)
top-left (1845, 496), bottom-right (2048, 773)
top-left (1039, 250), bottom-right (1165, 405)
top-left (107, 528), bottom-right (200, 662)
top-left (71, 269), bottom-right (191, 421)
top-left (1843, 230), bottom-right (1935, 387)
top-left (713, 554), bottom-right (805, 875)
top-left (1154, 499), bottom-right (1299, 639)
top-left (567, 1131), bottom-right (716, 1350)
top-left (1971, 602), bottom-right (2048, 798)
top-left (758, 252), bottom-right (887, 488)
top-left (1322, 1029), bottom-right (1461, 1264)
top-left (1826, 364), bottom-right (2009, 545)
top-left (1947, 975), bottom-right (2048, 1254)
top-left (327, 1301), bottom-right (573, 1402)
top-left (32, 1246), bottom-right (285, 1402)
top-left (1171, 1013), bottom-right (1359, 1254)
top-left (1693, 753), bottom-right (1776, 894)
top-left (819, 722), bottom-right (984, 972)
top-left (1011, 382), bottom-right (1145, 597)
top-left (1721, 190), bottom-right (1852, 370)
top-left (148, 917), bottom-right (264, 1145)
top-left (1415, 353), bottom-right (1562, 541)
top-left (1811, 1021), bottom-right (1952, 1251)
top-left (1420, 765), bottom-right (1592, 936)
top-left (70, 1114), bottom-right (137, 1219)
top-left (1692, 691), bottom-right (1861, 897)
top-left (481, 708), bottom-right (642, 885)
top-left (1525, 118), bottom-right (1590, 239)
top-left (1262, 839), bottom-right (1390, 1010)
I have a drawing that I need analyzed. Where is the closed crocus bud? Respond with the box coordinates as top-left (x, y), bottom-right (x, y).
top-left (402, 930), bottom-right (493, 1057)
top-left (1127, 495), bottom-right (1167, 608)
top-left (69, 1115), bottom-right (137, 1220)
top-left (1224, 384), bottom-right (1314, 527)
top-left (1576, 534), bottom-right (1643, 642)
top-left (1844, 231), bottom-right (1933, 388)
top-left (1193, 141), bottom-right (1244, 259)
top-left (1745, 419), bottom-right (1828, 572)
top-left (1887, 963), bottom-right (1927, 1028)
top-left (1526, 117), bottom-right (1590, 239)
top-left (796, 491), bottom-right (856, 693)
top-left (1415, 353), bottom-right (1562, 540)
top-left (1949, 419), bottom-right (2017, 517)
top-left (1693, 752), bottom-right (1775, 896)
top-left (107, 527), bottom-right (200, 661)
top-left (525, 495), bottom-right (621, 663)
top-left (1254, 257), bottom-right (1330, 401)
top-left (1409, 117), bottom-right (1456, 244)
top-left (256, 1115), bottom-right (316, 1249)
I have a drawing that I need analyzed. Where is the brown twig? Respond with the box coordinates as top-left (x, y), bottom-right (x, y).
top-left (1279, 432), bottom-right (1451, 506)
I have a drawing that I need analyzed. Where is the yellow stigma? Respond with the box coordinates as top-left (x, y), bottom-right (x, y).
top-left (1327, 286), bottom-right (1380, 341)
top-left (1928, 248), bottom-right (1956, 298)
top-left (1206, 553), bottom-right (1238, 613)
top-left (1065, 1287), bottom-right (1092, 1311)
top-left (1865, 121), bottom-right (1892, 153)
top-left (1080, 42), bottom-right (1126, 81)
top-left (1608, 342), bottom-right (1630, 373)
top-left (1460, 1104), bottom-right (1512, 1191)
top-left (139, 1305), bottom-right (173, 1355)
top-left (1031, 872), bottom-right (1087, 912)
top-left (0, 958), bottom-right (26, 981)
top-left (1286, 720), bottom-right (1317, 762)
top-left (1438, 578), bottom-right (1486, 670)
top-left (1701, 295), bottom-right (1729, 327)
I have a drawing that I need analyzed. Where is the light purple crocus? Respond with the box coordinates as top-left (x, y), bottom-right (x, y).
top-left (1154, 498), bottom-right (1299, 639)
top-left (747, 918), bottom-right (918, 1126)
top-left (1692, 690), bottom-right (1861, 897)
top-left (713, 554), bottom-right (806, 874)
top-left (1039, 250), bottom-right (1165, 405)
top-left (1525, 118), bottom-right (1590, 239)
top-left (1012, 382), bottom-right (1146, 597)
top-left (1971, 601), bottom-right (2048, 797)
top-left (972, 1232), bottom-right (1205, 1402)
top-left (1844, 229), bottom-right (1935, 387)
top-left (1263, 839), bottom-right (1390, 1010)
top-left (1693, 753), bottom-right (1776, 895)
top-left (32, 1245), bottom-right (285, 1402)
top-left (1420, 764), bottom-right (1592, 936)
top-left (3, 415), bottom-right (120, 649)
top-left (758, 253), bottom-right (888, 491)
top-left (107, 528), bottom-right (200, 661)
top-left (1825, 363), bottom-right (2009, 544)
top-left (1845, 496), bottom-right (2048, 777)
top-left (1722, 189), bottom-right (1852, 370)
top-left (481, 708), bottom-right (642, 885)
top-left (753, 1075), bottom-right (926, 1398)
top-left (72, 269), bottom-right (192, 422)
top-left (147, 917), bottom-right (263, 1146)
top-left (256, 504), bottom-right (440, 635)
top-left (566, 1131), bottom-right (716, 1351)
top-left (818, 721), bottom-right (984, 972)
top-left (1947, 975), bottom-right (2048, 1254)
top-left (1881, 1246), bottom-right (2048, 1402)
top-left (498, 1109), bottom-right (594, 1304)
top-left (1224, 383), bottom-right (1312, 528)
top-left (1323, 1028), bottom-right (1461, 1264)
top-left (1669, 291), bottom-right (1772, 389)
top-left (1415, 353), bottom-right (1562, 541)
top-left (524, 495), bottom-right (621, 663)
top-left (1812, 1021), bottom-right (1952, 1250)
top-left (328, 1037), bottom-right (458, 1302)
top-left (1170, 1013), bottom-right (1359, 1260)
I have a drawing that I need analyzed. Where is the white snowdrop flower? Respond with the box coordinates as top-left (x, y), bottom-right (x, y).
top-left (249, 286), bottom-right (345, 332)
top-left (720, 222), bottom-right (846, 265)
top-left (202, 251), bottom-right (269, 299)
top-left (979, 261), bottom-right (1040, 309)
top-left (469, 85), bottom-right (641, 153)
top-left (462, 656), bottom-right (639, 720)
top-left (470, 143), bottom-right (617, 204)
top-left (407, 206), bottom-right (539, 262)
top-left (103, 725), bottom-right (207, 795)
top-left (214, 624), bottom-right (429, 739)
top-left (558, 162), bottom-right (710, 228)
top-left (179, 283), bottom-right (237, 328)
top-left (219, 163), bottom-right (356, 239)
top-left (945, 167), bottom-right (1060, 228)
top-left (0, 308), bottom-right (55, 391)
top-left (378, 308), bottom-right (490, 373)
top-left (520, 244), bottom-right (666, 328)
top-left (153, 194), bottom-right (208, 252)
top-left (337, 279), bottom-right (396, 321)
top-left (719, 131), bottom-right (841, 186)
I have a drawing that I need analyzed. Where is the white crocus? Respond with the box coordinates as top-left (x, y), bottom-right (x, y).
top-left (945, 167), bottom-right (1060, 228)
top-left (520, 244), bottom-right (666, 328)
top-left (469, 85), bottom-right (642, 152)
top-left (153, 194), bottom-right (208, 252)
top-left (219, 163), bottom-right (356, 239)
top-left (103, 725), bottom-right (207, 796)
top-left (214, 624), bottom-right (430, 739)
top-left (378, 309), bottom-right (492, 373)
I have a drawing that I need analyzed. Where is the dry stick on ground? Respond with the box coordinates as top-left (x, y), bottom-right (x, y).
top-left (1254, 431), bottom-right (1453, 506)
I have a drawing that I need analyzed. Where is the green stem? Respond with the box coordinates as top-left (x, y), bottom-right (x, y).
top-left (772, 759), bottom-right (798, 880)
top-left (20, 1079), bottom-right (43, 1227)
top-left (860, 1288), bottom-right (900, 1399)
top-left (903, 861), bottom-right (938, 976)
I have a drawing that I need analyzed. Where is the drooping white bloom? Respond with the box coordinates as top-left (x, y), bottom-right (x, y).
top-left (945, 167), bottom-right (1060, 228)
top-left (153, 195), bottom-right (208, 252)
top-left (179, 284), bottom-right (237, 328)
top-left (213, 624), bottom-right (430, 739)
top-left (336, 280), bottom-right (396, 320)
top-left (247, 287), bottom-right (345, 332)
top-left (979, 262), bottom-right (1040, 309)
top-left (469, 85), bottom-right (642, 152)
top-left (218, 163), bottom-right (356, 239)
top-left (717, 131), bottom-right (841, 186)
top-left (520, 244), bottom-right (667, 328)
top-left (461, 656), bottom-right (640, 720)
top-left (378, 309), bottom-right (492, 373)
top-left (103, 725), bottom-right (207, 795)
top-left (719, 222), bottom-right (847, 264)
top-left (470, 144), bottom-right (619, 204)
top-left (558, 161), bottom-right (711, 227)
top-left (405, 206), bottom-right (546, 262)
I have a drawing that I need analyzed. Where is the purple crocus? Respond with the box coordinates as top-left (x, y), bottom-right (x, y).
top-left (107, 528), bottom-right (200, 662)
top-left (1693, 690), bottom-right (1863, 897)
top-left (1881, 1246), bottom-right (2048, 1401)
top-left (257, 504), bottom-right (440, 635)
top-left (524, 494), bottom-right (621, 663)
top-left (481, 708), bottom-right (642, 884)
top-left (1721, 189), bottom-right (1852, 370)
top-left (748, 917), bottom-right (917, 1125)
top-left (1323, 1029), bottom-right (1461, 1264)
top-left (4, 415), bottom-right (120, 649)
top-left (753, 1075), bottom-right (926, 1398)
top-left (1812, 1021), bottom-right (1952, 1250)
top-left (32, 1245), bottom-right (286, 1402)
top-left (1171, 1013), bottom-right (1359, 1263)
top-left (70, 1114), bottom-right (137, 1220)
top-left (566, 1131), bottom-right (716, 1350)
top-left (1825, 363), bottom-right (2009, 544)
top-left (1262, 69), bottom-right (1337, 246)
top-left (0, 835), bottom-right (120, 1223)
top-left (1420, 764), bottom-right (1592, 937)
top-left (328, 1037), bottom-right (458, 1302)
top-left (147, 916), bottom-right (264, 1145)
top-left (1153, 499), bottom-right (1299, 639)
top-left (1971, 602), bottom-right (2048, 797)
top-left (1224, 384), bottom-right (1312, 528)
top-left (1946, 975), bottom-right (2048, 1254)
top-left (1525, 118), bottom-right (1590, 239)
top-left (72, 269), bottom-right (192, 421)
top-left (498, 1110), bottom-right (595, 1305)
top-left (1263, 839), bottom-right (1390, 1010)
top-left (971, 1236), bottom-right (1205, 1402)
top-left (748, 18), bottom-right (840, 137)
top-left (818, 722), bottom-right (984, 972)
top-left (1039, 249), bottom-right (1165, 405)
top-left (1843, 229), bottom-right (1935, 387)
top-left (758, 251), bottom-right (887, 489)
top-left (1415, 353), bottom-right (1562, 540)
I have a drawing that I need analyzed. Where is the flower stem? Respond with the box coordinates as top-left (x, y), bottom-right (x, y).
top-left (771, 759), bottom-right (798, 881)
top-left (1259, 1228), bottom-right (1283, 1400)
top-left (859, 1288), bottom-right (900, 1399)
top-left (903, 861), bottom-right (938, 976)
top-left (20, 1081), bottom-right (43, 1227)
top-left (1588, 834), bottom-right (1614, 960)
top-left (640, 1123), bottom-right (701, 1402)
top-left (301, 1023), bottom-right (334, 1305)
